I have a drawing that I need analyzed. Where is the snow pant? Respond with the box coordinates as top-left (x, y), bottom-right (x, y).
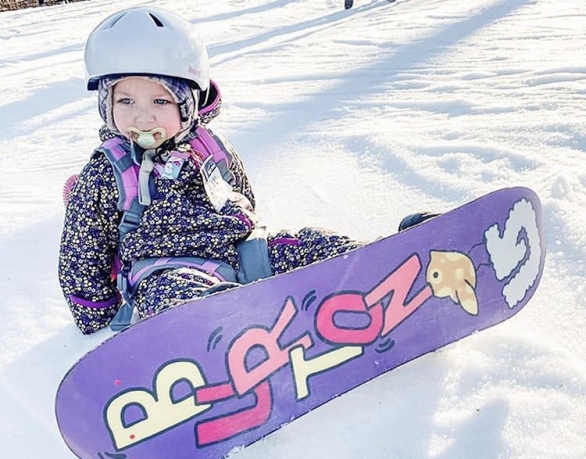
top-left (133, 227), bottom-right (362, 318)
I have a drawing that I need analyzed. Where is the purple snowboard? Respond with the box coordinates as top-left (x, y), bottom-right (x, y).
top-left (56, 187), bottom-right (545, 459)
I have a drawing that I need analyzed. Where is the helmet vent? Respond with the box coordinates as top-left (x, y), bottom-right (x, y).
top-left (149, 14), bottom-right (164, 27)
top-left (107, 13), bottom-right (124, 29)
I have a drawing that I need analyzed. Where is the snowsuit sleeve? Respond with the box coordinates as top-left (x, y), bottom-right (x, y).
top-left (58, 153), bottom-right (121, 334)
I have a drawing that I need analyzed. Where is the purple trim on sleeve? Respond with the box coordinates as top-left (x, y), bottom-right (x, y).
top-left (270, 237), bottom-right (301, 246)
top-left (69, 294), bottom-right (120, 309)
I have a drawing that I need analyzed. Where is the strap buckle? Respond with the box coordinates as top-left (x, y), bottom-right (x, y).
top-left (111, 265), bottom-right (134, 332)
top-left (117, 207), bottom-right (142, 241)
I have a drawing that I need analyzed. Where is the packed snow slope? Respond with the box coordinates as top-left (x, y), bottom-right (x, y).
top-left (1, 0), bottom-right (585, 457)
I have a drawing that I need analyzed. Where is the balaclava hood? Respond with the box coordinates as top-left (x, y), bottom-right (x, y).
top-left (98, 75), bottom-right (198, 143)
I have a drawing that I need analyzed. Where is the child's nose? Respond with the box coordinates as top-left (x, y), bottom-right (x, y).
top-left (135, 107), bottom-right (156, 125)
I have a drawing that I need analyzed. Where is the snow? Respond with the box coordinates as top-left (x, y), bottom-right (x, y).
top-left (1, 0), bottom-right (585, 457)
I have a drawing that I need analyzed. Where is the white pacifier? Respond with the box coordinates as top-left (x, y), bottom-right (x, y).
top-left (127, 127), bottom-right (168, 149)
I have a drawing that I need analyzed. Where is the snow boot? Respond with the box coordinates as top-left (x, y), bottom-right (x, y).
top-left (398, 212), bottom-right (440, 232)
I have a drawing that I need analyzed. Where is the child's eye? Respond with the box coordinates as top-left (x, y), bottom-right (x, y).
top-left (154, 99), bottom-right (172, 105)
top-left (116, 98), bottom-right (133, 105)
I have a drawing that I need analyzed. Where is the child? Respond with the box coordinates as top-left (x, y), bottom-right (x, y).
top-left (59, 6), bottom-right (431, 335)
top-left (58, 6), bottom-right (363, 335)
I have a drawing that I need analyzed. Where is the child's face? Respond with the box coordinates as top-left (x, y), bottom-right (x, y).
top-left (112, 77), bottom-right (182, 148)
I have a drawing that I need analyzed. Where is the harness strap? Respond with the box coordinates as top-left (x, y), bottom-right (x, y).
top-left (110, 256), bottom-right (239, 331)
top-left (127, 257), bottom-right (239, 295)
top-left (98, 139), bottom-right (145, 243)
top-left (190, 128), bottom-right (235, 185)
top-left (100, 139), bottom-right (139, 211)
top-left (117, 200), bottom-right (144, 244)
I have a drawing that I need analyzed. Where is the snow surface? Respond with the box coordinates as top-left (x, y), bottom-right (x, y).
top-left (1, 0), bottom-right (585, 457)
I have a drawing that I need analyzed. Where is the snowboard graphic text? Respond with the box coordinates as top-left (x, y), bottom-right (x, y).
top-left (101, 196), bottom-right (542, 455)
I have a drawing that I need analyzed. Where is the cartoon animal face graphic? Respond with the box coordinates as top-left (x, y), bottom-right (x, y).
top-left (426, 251), bottom-right (478, 315)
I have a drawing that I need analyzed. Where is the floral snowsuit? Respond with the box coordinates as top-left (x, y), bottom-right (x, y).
top-left (59, 81), bottom-right (362, 334)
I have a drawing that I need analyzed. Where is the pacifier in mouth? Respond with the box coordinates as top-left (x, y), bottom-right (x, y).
top-left (127, 127), bottom-right (168, 149)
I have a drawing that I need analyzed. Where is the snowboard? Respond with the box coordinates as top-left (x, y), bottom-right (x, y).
top-left (55, 186), bottom-right (546, 459)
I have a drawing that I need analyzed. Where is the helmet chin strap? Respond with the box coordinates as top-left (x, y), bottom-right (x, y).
top-left (127, 127), bottom-right (168, 149)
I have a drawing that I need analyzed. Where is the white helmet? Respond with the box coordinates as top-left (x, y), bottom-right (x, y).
top-left (84, 7), bottom-right (209, 91)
